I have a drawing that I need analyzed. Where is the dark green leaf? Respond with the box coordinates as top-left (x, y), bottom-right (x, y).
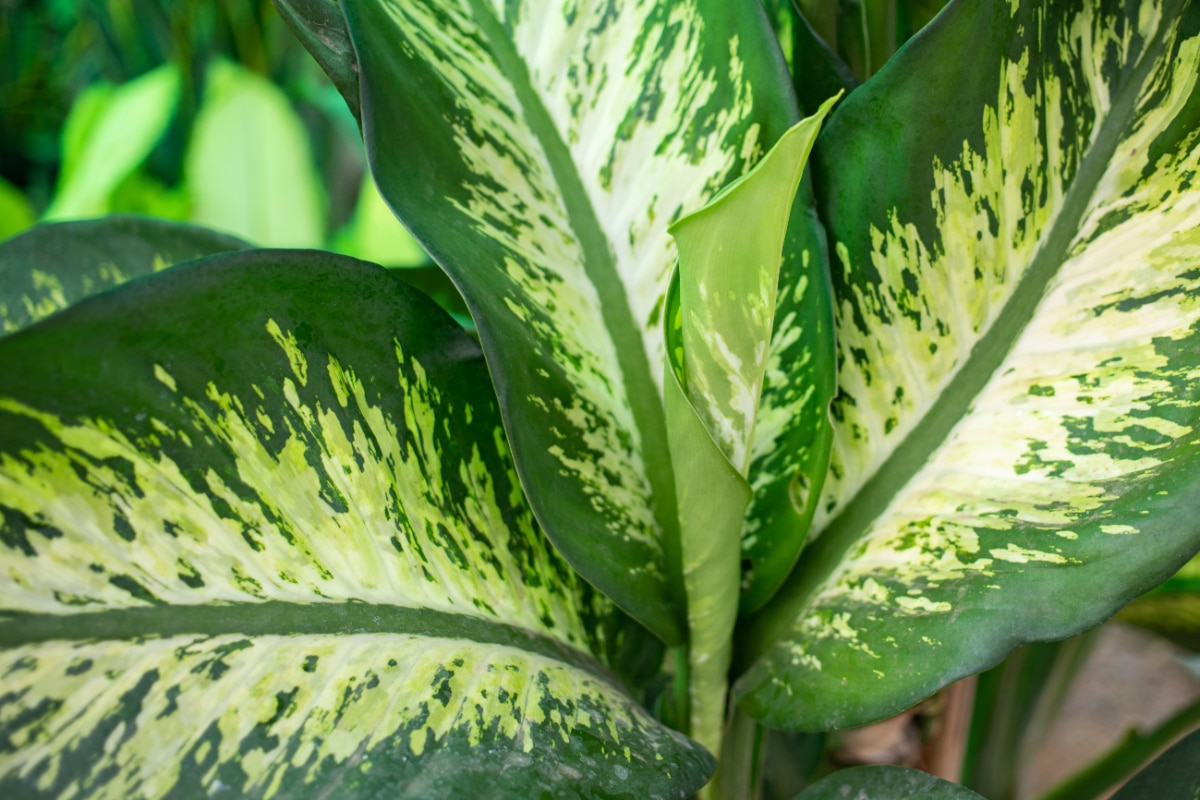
top-left (0, 250), bottom-right (712, 798)
top-left (1109, 726), bottom-right (1200, 800)
top-left (0, 216), bottom-right (248, 337)
top-left (270, 0), bottom-right (362, 119)
top-left (793, 765), bottom-right (986, 799)
top-left (45, 65), bottom-right (180, 221)
top-left (738, 0), bottom-right (1200, 730)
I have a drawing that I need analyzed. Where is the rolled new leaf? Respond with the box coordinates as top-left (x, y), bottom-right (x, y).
top-left (738, 0), bottom-right (1200, 730)
top-left (0, 249), bottom-right (712, 798)
top-left (664, 100), bottom-right (837, 755)
top-left (336, 0), bottom-right (803, 643)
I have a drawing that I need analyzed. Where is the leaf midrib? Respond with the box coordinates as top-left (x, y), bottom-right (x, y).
top-left (0, 601), bottom-right (620, 686)
top-left (740, 6), bottom-right (1179, 661)
top-left (464, 2), bottom-right (684, 618)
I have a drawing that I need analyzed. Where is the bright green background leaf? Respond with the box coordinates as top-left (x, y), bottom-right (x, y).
top-left (330, 172), bottom-right (428, 268)
top-left (186, 60), bottom-right (326, 247)
top-left (0, 176), bottom-right (36, 242)
top-left (44, 64), bottom-right (181, 221)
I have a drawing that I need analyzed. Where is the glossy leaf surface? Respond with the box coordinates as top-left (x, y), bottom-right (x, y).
top-left (0, 249), bottom-right (711, 798)
top-left (738, 0), bottom-right (1200, 730)
top-left (340, 0), bottom-right (803, 643)
top-left (0, 216), bottom-right (247, 337)
top-left (794, 765), bottom-right (986, 799)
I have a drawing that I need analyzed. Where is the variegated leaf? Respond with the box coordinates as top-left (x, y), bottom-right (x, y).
top-left (0, 249), bottom-right (712, 797)
top-left (338, 0), bottom-right (800, 642)
top-left (737, 0), bottom-right (1200, 729)
top-left (0, 216), bottom-right (246, 337)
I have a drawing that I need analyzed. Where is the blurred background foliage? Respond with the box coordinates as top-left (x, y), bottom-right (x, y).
top-left (0, 0), bottom-right (433, 271)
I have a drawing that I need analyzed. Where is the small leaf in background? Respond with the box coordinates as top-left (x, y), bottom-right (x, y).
top-left (0, 176), bottom-right (35, 242)
top-left (44, 64), bottom-right (181, 221)
top-left (0, 244), bottom-right (713, 799)
top-left (793, 765), bottom-right (986, 799)
top-left (108, 170), bottom-right (191, 222)
top-left (0, 216), bottom-right (247, 337)
top-left (186, 59), bottom-right (325, 247)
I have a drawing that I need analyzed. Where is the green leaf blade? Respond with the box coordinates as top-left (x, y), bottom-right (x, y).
top-left (0, 217), bottom-right (248, 337)
top-left (738, 0), bottom-right (1200, 730)
top-left (793, 765), bottom-right (987, 799)
top-left (0, 632), bottom-right (707, 799)
top-left (342, 0), bottom-right (801, 643)
top-left (0, 248), bottom-right (712, 797)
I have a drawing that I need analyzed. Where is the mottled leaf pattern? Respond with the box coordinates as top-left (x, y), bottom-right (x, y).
top-left (342, 0), bottom-right (800, 642)
top-left (0, 635), bottom-right (707, 800)
top-left (0, 217), bottom-right (247, 336)
top-left (738, 0), bottom-right (1200, 729)
top-left (0, 250), bottom-right (712, 797)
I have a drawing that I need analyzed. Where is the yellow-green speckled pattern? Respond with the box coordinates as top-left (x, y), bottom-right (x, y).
top-left (0, 634), bottom-right (696, 798)
top-left (346, 0), bottom-right (786, 642)
top-left (817, 0), bottom-right (1193, 530)
top-left (737, 0), bottom-right (1200, 728)
top-left (0, 319), bottom-right (590, 648)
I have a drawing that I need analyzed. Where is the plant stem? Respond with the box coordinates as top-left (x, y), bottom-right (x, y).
top-left (707, 702), bottom-right (767, 800)
top-left (670, 643), bottom-right (692, 735)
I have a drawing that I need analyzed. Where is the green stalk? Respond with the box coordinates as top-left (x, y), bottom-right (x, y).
top-left (710, 703), bottom-right (768, 800)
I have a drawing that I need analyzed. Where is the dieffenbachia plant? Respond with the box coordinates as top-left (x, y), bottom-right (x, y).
top-left (0, 224), bottom-right (710, 797)
top-left (3, 0), bottom-right (1200, 797)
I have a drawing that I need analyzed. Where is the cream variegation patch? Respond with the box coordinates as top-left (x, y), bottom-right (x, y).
top-left (0, 634), bottom-right (686, 799)
top-left (0, 319), bottom-right (590, 649)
